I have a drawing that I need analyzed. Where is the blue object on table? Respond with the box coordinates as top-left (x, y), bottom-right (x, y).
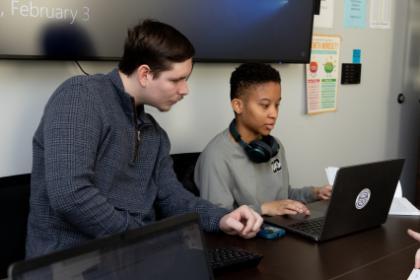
top-left (257, 224), bottom-right (286, 240)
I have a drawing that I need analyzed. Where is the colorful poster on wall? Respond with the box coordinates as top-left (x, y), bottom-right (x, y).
top-left (306, 34), bottom-right (340, 115)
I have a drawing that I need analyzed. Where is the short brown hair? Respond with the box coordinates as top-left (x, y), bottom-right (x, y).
top-left (119, 19), bottom-right (195, 77)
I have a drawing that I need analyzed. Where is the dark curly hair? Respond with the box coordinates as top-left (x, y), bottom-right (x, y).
top-left (230, 63), bottom-right (281, 100)
top-left (119, 19), bottom-right (195, 77)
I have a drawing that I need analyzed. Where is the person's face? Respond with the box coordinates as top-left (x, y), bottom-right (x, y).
top-left (143, 58), bottom-right (193, 112)
top-left (232, 81), bottom-right (281, 141)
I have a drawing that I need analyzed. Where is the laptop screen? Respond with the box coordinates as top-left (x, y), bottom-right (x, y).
top-left (10, 213), bottom-right (212, 280)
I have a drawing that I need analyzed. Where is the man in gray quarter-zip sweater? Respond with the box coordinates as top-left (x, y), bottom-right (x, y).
top-left (26, 19), bottom-right (263, 258)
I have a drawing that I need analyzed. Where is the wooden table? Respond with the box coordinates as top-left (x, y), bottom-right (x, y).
top-left (205, 216), bottom-right (420, 280)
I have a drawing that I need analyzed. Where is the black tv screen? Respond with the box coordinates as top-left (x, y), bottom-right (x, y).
top-left (0, 0), bottom-right (315, 63)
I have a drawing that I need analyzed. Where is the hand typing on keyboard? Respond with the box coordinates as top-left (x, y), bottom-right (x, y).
top-left (314, 185), bottom-right (333, 200)
top-left (261, 199), bottom-right (310, 216)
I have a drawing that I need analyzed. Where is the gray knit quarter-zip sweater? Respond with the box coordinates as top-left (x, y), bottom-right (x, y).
top-left (26, 68), bottom-right (228, 258)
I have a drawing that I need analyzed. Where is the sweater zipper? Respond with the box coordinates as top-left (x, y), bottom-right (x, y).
top-left (133, 126), bottom-right (141, 163)
top-left (131, 101), bottom-right (141, 163)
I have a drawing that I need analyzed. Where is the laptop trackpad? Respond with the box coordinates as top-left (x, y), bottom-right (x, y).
top-left (308, 200), bottom-right (329, 218)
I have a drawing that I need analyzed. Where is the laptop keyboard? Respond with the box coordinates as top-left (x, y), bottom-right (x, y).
top-left (207, 247), bottom-right (263, 273)
top-left (288, 217), bottom-right (325, 236)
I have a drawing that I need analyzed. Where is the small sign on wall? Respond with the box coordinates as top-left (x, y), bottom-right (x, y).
top-left (370, 0), bottom-right (391, 29)
top-left (344, 0), bottom-right (367, 29)
top-left (314, 0), bottom-right (334, 29)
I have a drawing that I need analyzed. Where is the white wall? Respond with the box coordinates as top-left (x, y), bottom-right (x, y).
top-left (0, 1), bottom-right (418, 198)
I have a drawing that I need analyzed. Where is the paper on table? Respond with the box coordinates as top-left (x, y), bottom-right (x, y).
top-left (408, 268), bottom-right (420, 280)
top-left (389, 197), bottom-right (420, 216)
top-left (325, 166), bottom-right (339, 185)
top-left (394, 181), bottom-right (403, 198)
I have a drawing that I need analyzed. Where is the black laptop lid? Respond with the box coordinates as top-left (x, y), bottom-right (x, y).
top-left (9, 213), bottom-right (213, 280)
top-left (321, 159), bottom-right (404, 241)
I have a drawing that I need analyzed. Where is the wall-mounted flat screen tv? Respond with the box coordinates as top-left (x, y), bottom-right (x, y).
top-left (0, 0), bottom-right (315, 63)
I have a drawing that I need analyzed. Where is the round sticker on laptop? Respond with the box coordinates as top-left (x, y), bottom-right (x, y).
top-left (355, 188), bottom-right (371, 209)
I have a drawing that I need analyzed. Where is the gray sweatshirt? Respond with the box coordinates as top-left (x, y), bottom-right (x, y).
top-left (194, 129), bottom-right (316, 213)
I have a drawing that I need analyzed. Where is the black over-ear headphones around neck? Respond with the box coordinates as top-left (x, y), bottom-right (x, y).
top-left (229, 119), bottom-right (279, 163)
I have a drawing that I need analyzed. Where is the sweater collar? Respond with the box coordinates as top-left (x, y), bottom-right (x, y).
top-left (108, 68), bottom-right (152, 125)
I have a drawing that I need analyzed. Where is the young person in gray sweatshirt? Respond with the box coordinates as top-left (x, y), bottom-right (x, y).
top-left (195, 63), bottom-right (331, 216)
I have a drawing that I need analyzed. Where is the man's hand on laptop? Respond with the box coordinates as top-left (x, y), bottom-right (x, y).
top-left (219, 205), bottom-right (263, 239)
top-left (314, 185), bottom-right (332, 200)
top-left (261, 199), bottom-right (310, 216)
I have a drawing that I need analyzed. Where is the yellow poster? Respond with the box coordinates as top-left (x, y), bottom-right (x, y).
top-left (306, 34), bottom-right (341, 114)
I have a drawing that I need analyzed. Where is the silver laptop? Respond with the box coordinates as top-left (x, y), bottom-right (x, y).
top-left (264, 159), bottom-right (405, 242)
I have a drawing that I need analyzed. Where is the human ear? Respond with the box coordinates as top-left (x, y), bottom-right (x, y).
top-left (231, 98), bottom-right (243, 115)
top-left (136, 64), bottom-right (152, 87)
